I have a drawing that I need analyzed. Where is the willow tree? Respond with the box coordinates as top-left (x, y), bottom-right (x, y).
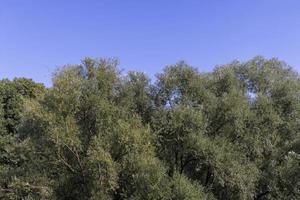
top-left (0, 56), bottom-right (299, 200)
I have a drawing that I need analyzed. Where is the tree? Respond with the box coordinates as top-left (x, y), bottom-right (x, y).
top-left (0, 79), bottom-right (51, 199)
top-left (1, 56), bottom-right (299, 199)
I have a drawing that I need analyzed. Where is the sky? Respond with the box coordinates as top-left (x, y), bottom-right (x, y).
top-left (1, 0), bottom-right (300, 87)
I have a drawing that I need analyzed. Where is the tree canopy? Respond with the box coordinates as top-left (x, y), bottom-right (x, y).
top-left (0, 56), bottom-right (299, 200)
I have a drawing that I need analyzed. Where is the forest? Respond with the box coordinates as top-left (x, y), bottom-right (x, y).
top-left (0, 56), bottom-right (299, 200)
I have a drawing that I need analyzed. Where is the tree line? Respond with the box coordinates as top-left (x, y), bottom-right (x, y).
top-left (0, 56), bottom-right (299, 200)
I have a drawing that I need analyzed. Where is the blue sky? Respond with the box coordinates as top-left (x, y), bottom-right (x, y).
top-left (1, 0), bottom-right (300, 86)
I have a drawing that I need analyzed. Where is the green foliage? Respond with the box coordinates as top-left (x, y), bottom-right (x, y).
top-left (0, 79), bottom-right (51, 200)
top-left (116, 71), bottom-right (153, 123)
top-left (171, 173), bottom-right (215, 200)
top-left (0, 78), bottom-right (45, 134)
top-left (1, 57), bottom-right (299, 200)
top-left (117, 154), bottom-right (171, 200)
top-left (151, 105), bottom-right (207, 176)
top-left (272, 152), bottom-right (300, 200)
top-left (187, 135), bottom-right (259, 200)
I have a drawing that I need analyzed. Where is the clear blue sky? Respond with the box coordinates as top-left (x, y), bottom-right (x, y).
top-left (1, 0), bottom-right (300, 86)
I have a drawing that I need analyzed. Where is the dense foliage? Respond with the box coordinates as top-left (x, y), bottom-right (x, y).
top-left (0, 57), bottom-right (299, 200)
